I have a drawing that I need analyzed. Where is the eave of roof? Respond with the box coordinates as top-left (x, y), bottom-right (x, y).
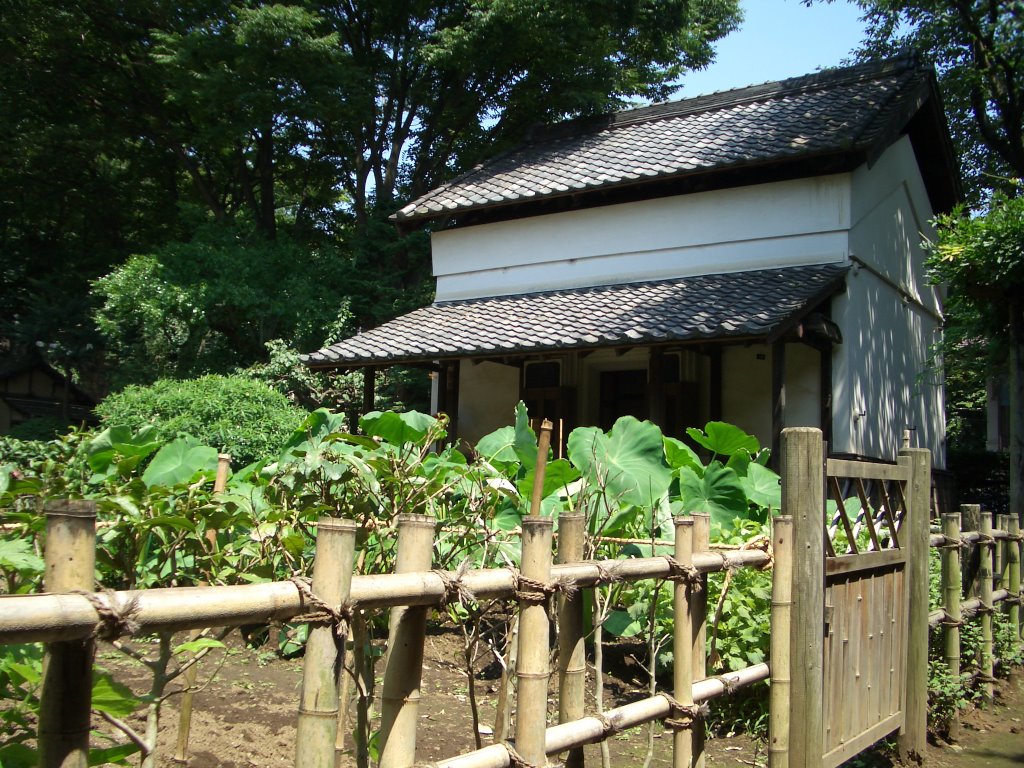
top-left (392, 57), bottom-right (960, 228)
top-left (303, 263), bottom-right (849, 369)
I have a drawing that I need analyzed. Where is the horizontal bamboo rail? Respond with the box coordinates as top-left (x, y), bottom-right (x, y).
top-left (0, 550), bottom-right (769, 645)
top-left (423, 665), bottom-right (770, 768)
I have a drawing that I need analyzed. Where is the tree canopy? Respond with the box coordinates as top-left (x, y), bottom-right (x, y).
top-left (1, 0), bottom-right (742, 397)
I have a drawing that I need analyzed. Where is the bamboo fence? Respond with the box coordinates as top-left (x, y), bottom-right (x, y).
top-left (3, 426), bottom-right (1023, 768)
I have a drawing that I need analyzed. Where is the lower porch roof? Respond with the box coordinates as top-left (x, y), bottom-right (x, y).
top-left (302, 263), bottom-right (849, 368)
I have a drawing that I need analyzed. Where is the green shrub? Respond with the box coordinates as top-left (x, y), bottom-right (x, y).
top-left (95, 375), bottom-right (306, 466)
top-left (7, 416), bottom-right (69, 442)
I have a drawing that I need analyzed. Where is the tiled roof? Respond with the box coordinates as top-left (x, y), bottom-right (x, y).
top-left (394, 58), bottom-right (931, 224)
top-left (303, 263), bottom-right (848, 367)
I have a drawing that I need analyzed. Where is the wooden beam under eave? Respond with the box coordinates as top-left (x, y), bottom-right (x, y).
top-left (648, 348), bottom-right (666, 427)
top-left (362, 366), bottom-right (376, 414)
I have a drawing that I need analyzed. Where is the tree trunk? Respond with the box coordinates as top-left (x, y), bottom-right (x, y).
top-left (1009, 299), bottom-right (1023, 526)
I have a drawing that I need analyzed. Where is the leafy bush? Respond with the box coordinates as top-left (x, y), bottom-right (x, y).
top-left (95, 375), bottom-right (307, 466)
top-left (7, 416), bottom-right (69, 442)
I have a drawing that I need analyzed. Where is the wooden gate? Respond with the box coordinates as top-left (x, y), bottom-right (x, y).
top-left (820, 458), bottom-right (911, 767)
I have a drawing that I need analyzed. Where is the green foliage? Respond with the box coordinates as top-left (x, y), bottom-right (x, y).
top-left (95, 375), bottom-right (306, 466)
top-left (6, 416), bottom-right (69, 442)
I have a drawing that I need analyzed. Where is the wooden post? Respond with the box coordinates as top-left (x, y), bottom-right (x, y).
top-left (295, 517), bottom-right (357, 768)
top-left (941, 512), bottom-right (962, 740)
top-left (782, 428), bottom-right (824, 768)
top-left (769, 515), bottom-right (794, 768)
top-left (1009, 516), bottom-right (1022, 648)
top-left (363, 367), bottom-right (376, 415)
top-left (672, 516), bottom-right (695, 768)
top-left (556, 512), bottom-right (586, 768)
top-left (897, 446), bottom-right (930, 763)
top-left (176, 453), bottom-right (231, 764)
top-left (961, 504), bottom-right (982, 597)
top-left (530, 420), bottom-right (553, 517)
top-left (38, 500), bottom-right (97, 768)
top-left (515, 517), bottom-right (553, 766)
top-left (979, 511), bottom-right (995, 702)
top-left (691, 513), bottom-right (709, 768)
top-left (379, 514), bottom-right (436, 768)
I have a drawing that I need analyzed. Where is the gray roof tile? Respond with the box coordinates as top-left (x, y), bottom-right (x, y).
top-left (303, 264), bottom-right (848, 367)
top-left (395, 59), bottom-right (929, 224)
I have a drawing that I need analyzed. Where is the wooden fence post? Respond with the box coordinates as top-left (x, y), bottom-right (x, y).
top-left (515, 516), bottom-right (554, 766)
top-left (556, 511), bottom-right (586, 768)
top-left (295, 517), bottom-right (357, 768)
top-left (379, 514), bottom-right (436, 768)
top-left (691, 512), bottom-right (710, 768)
top-left (782, 428), bottom-right (824, 768)
top-left (897, 446), bottom-right (930, 763)
top-left (769, 515), bottom-right (793, 768)
top-left (38, 500), bottom-right (98, 768)
top-left (979, 511), bottom-right (995, 702)
top-left (941, 512), bottom-right (962, 740)
top-left (672, 516), bottom-right (695, 768)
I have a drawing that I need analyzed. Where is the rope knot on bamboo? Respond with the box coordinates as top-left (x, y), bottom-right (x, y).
top-left (589, 560), bottom-right (624, 587)
top-left (510, 568), bottom-right (577, 606)
top-left (710, 673), bottom-right (740, 694)
top-left (938, 534), bottom-right (967, 550)
top-left (660, 693), bottom-right (709, 731)
top-left (289, 576), bottom-right (353, 640)
top-left (595, 712), bottom-right (621, 739)
top-left (432, 559), bottom-right (477, 609)
top-left (73, 589), bottom-right (141, 640)
top-left (503, 741), bottom-right (541, 768)
top-left (662, 555), bottom-right (703, 590)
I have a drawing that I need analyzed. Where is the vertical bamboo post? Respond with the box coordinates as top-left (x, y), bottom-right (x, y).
top-left (515, 516), bottom-right (553, 766)
top-left (995, 514), bottom-right (1006, 592)
top-left (379, 514), bottom-right (436, 768)
top-left (769, 515), bottom-right (794, 768)
top-left (38, 500), bottom-right (97, 768)
top-left (979, 511), bottom-right (995, 702)
top-left (1009, 516), bottom-right (1022, 648)
top-left (691, 512), bottom-right (710, 768)
top-left (556, 511), bottom-right (586, 768)
top-left (530, 420), bottom-right (553, 517)
top-left (897, 446), bottom-right (930, 763)
top-left (941, 512), bottom-right (962, 740)
top-left (672, 517), bottom-right (695, 768)
top-left (782, 428), bottom-right (824, 768)
top-left (295, 517), bottom-right (357, 768)
top-left (175, 453), bottom-right (231, 764)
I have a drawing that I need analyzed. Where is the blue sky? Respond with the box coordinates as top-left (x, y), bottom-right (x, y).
top-left (679, 0), bottom-right (869, 96)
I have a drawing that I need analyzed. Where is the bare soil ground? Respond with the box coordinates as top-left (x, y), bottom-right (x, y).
top-left (95, 627), bottom-right (1024, 768)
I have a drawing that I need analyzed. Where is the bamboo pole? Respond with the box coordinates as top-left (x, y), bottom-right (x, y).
top-left (897, 447), bottom-right (930, 763)
top-left (691, 512), bottom-right (709, 768)
top-left (941, 512), bottom-right (962, 740)
top-left (0, 551), bottom-right (772, 645)
top-left (1009, 516), bottom-right (1022, 649)
top-left (426, 664), bottom-right (772, 768)
top-left (379, 514), bottom-right (436, 768)
top-left (672, 517), bottom-right (695, 768)
top-left (556, 512), bottom-right (585, 768)
top-left (295, 517), bottom-right (357, 768)
top-left (175, 453), bottom-right (231, 765)
top-left (961, 504), bottom-right (982, 598)
top-left (979, 511), bottom-right (995, 702)
top-left (783, 428), bottom-right (824, 768)
top-left (38, 500), bottom-right (97, 768)
top-left (530, 420), bottom-right (553, 517)
top-left (515, 517), bottom-right (553, 766)
top-left (768, 515), bottom-right (793, 768)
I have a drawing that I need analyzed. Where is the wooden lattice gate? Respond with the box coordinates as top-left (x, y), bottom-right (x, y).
top-left (783, 428), bottom-right (930, 768)
top-left (820, 458), bottom-right (911, 768)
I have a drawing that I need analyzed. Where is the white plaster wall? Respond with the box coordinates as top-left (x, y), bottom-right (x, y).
top-left (832, 137), bottom-right (947, 466)
top-left (457, 361), bottom-right (521, 444)
top-left (721, 345), bottom-right (772, 448)
top-left (785, 343), bottom-right (821, 430)
top-left (432, 176), bottom-right (851, 301)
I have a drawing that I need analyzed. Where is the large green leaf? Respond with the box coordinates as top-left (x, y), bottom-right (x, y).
top-left (512, 401), bottom-right (538, 470)
top-left (0, 539), bottom-right (43, 575)
top-left (740, 462), bottom-right (781, 512)
top-left (279, 408), bottom-right (346, 458)
top-left (87, 425), bottom-right (162, 472)
top-left (475, 426), bottom-right (517, 466)
top-left (91, 671), bottom-right (139, 718)
top-left (359, 410), bottom-right (439, 446)
top-left (515, 459), bottom-right (580, 506)
top-left (141, 437), bottom-right (218, 488)
top-left (664, 437), bottom-right (702, 473)
top-left (676, 460), bottom-right (748, 527)
top-left (567, 416), bottom-right (671, 509)
top-left (686, 421), bottom-right (759, 458)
